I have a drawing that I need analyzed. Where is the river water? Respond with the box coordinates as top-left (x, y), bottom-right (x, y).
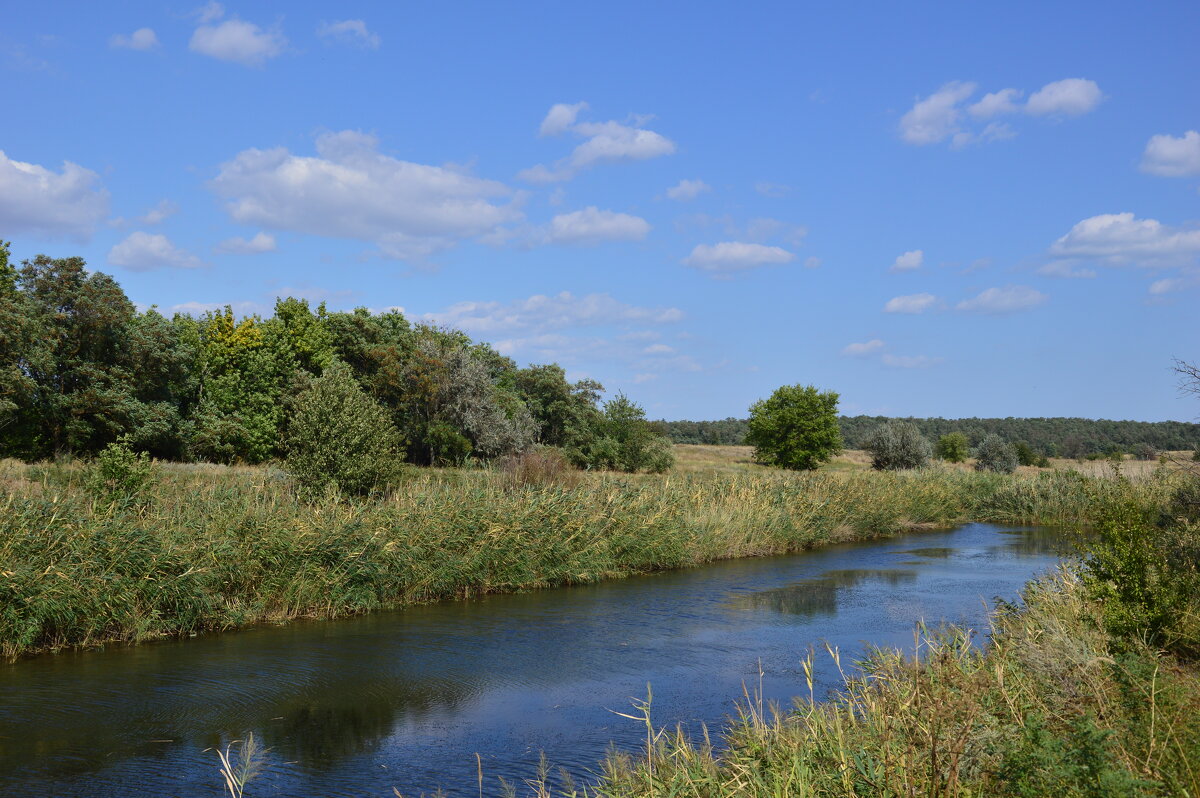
top-left (0, 523), bottom-right (1070, 797)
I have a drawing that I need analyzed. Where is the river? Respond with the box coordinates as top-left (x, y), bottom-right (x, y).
top-left (0, 522), bottom-right (1070, 796)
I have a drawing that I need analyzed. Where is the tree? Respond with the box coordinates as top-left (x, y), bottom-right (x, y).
top-left (597, 393), bottom-right (674, 473)
top-left (866, 422), bottom-right (931, 470)
top-left (745, 384), bottom-right (842, 470)
top-left (284, 361), bottom-right (404, 496)
top-left (935, 432), bottom-right (969, 463)
top-left (1013, 440), bottom-right (1038, 467)
top-left (975, 434), bottom-right (1018, 473)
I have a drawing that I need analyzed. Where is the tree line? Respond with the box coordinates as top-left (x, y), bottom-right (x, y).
top-left (658, 415), bottom-right (1200, 456)
top-left (0, 243), bottom-right (672, 474)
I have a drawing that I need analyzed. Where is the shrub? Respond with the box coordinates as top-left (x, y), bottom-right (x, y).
top-left (284, 361), bottom-right (405, 497)
top-left (935, 432), bottom-right (969, 463)
top-left (1013, 441), bottom-right (1038, 467)
top-left (745, 384), bottom-right (842, 470)
top-left (497, 446), bottom-right (581, 490)
top-left (1134, 442), bottom-right (1157, 461)
top-left (86, 436), bottom-right (156, 508)
top-left (865, 422), bottom-right (931, 470)
top-left (975, 434), bottom-right (1018, 473)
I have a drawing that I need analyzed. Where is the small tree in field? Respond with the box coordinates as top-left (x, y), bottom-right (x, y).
top-left (975, 434), bottom-right (1018, 474)
top-left (866, 422), bottom-right (932, 470)
top-left (285, 361), bottom-right (405, 497)
top-left (745, 384), bottom-right (842, 470)
top-left (936, 432), bottom-right (969, 463)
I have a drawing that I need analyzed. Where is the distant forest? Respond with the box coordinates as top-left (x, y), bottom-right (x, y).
top-left (657, 416), bottom-right (1200, 457)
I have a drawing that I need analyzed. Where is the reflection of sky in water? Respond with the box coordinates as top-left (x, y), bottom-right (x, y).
top-left (0, 523), bottom-right (1066, 798)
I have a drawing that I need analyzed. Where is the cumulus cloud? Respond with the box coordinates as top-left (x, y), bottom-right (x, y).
top-left (110, 28), bottom-right (159, 50)
top-left (109, 232), bottom-right (205, 271)
top-left (1049, 213), bottom-right (1200, 265)
top-left (209, 130), bottom-right (522, 259)
top-left (1025, 78), bottom-right (1102, 116)
top-left (1148, 273), bottom-right (1200, 295)
top-left (666, 178), bottom-right (711, 201)
top-left (317, 19), bottom-right (380, 49)
top-left (968, 88), bottom-right (1022, 118)
top-left (519, 104), bottom-right (675, 183)
top-left (216, 231), bottom-right (276, 254)
top-left (540, 207), bottom-right (649, 245)
top-left (842, 339), bottom-right (885, 357)
top-left (956, 285), bottom-right (1047, 314)
top-left (682, 241), bottom-right (794, 274)
top-left (882, 354), bottom-right (942, 369)
top-left (0, 149), bottom-right (109, 239)
top-left (891, 249), bottom-right (923, 272)
top-left (423, 291), bottom-right (684, 338)
top-left (883, 293), bottom-right (937, 314)
top-left (190, 5), bottom-right (286, 66)
top-left (899, 81), bottom-right (977, 145)
top-left (1141, 131), bottom-right (1200, 177)
top-left (138, 199), bottom-right (178, 225)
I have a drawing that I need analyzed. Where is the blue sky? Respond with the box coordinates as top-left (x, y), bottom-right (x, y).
top-left (3, 1), bottom-right (1198, 422)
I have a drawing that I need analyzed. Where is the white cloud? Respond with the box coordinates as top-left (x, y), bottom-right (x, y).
top-left (883, 293), bottom-right (937, 314)
top-left (0, 149), bottom-right (109, 239)
top-left (423, 291), bottom-right (684, 337)
top-left (108, 232), bottom-right (205, 271)
top-left (190, 10), bottom-right (286, 66)
top-left (842, 339), bottom-right (884, 357)
top-left (804, 256), bottom-right (821, 269)
top-left (110, 28), bottom-right (159, 50)
top-left (1038, 260), bottom-right (1096, 279)
top-left (520, 104), bottom-right (675, 183)
top-left (138, 199), bottom-right (178, 225)
top-left (210, 130), bottom-right (522, 259)
top-left (891, 249), bottom-right (924, 272)
top-left (956, 285), bottom-right (1047, 314)
top-left (899, 81), bottom-right (977, 145)
top-left (1025, 78), bottom-right (1102, 117)
top-left (643, 343), bottom-right (675, 354)
top-left (1049, 213), bottom-right (1200, 265)
top-left (754, 181), bottom-right (791, 198)
top-left (968, 88), bottom-right (1022, 118)
top-left (882, 354), bottom-right (942, 369)
top-left (666, 179), bottom-right (711, 201)
top-left (1148, 273), bottom-right (1200, 295)
top-left (317, 19), bottom-right (380, 49)
top-left (1141, 131), bottom-right (1200, 177)
top-left (195, 2), bottom-right (224, 24)
top-left (216, 231), bottom-right (276, 254)
top-left (541, 207), bottom-right (649, 245)
top-left (539, 102), bottom-right (588, 136)
top-left (682, 241), bottom-right (794, 274)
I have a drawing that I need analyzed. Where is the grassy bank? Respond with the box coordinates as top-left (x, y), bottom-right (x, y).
top-left (593, 567), bottom-right (1200, 797)
top-left (0, 457), bottom-right (1179, 660)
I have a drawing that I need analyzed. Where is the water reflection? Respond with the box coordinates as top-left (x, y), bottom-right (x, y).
top-left (904, 547), bottom-right (955, 558)
top-left (733, 569), bottom-right (918, 617)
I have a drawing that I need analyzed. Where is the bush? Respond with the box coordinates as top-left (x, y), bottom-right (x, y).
top-left (1013, 441), bottom-right (1038, 467)
top-left (745, 384), bottom-right (842, 470)
top-left (284, 361), bottom-right (405, 497)
top-left (1134, 442), bottom-right (1157, 461)
top-left (497, 447), bottom-right (581, 490)
top-left (86, 436), bottom-right (156, 508)
top-left (935, 432), bottom-right (969, 463)
top-left (865, 422), bottom-right (931, 470)
top-left (975, 434), bottom-right (1018, 473)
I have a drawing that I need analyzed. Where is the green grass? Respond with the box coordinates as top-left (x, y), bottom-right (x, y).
top-left (0, 456), bottom-right (1180, 660)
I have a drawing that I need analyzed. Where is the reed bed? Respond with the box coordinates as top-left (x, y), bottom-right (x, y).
top-left (592, 570), bottom-right (1200, 797)
top-left (0, 459), bottom-right (1173, 660)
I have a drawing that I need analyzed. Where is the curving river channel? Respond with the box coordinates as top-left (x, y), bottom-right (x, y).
top-left (0, 523), bottom-right (1071, 797)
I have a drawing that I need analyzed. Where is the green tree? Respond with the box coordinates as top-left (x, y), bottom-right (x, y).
top-left (1013, 440), bottom-right (1038, 467)
top-left (935, 432), bottom-right (970, 463)
top-left (866, 422), bottom-right (931, 470)
top-left (284, 361), bottom-right (405, 496)
top-left (975, 434), bottom-right (1018, 473)
top-left (598, 393), bottom-right (674, 473)
top-left (745, 384), bottom-right (842, 470)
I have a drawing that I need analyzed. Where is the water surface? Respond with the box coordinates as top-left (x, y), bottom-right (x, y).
top-left (0, 523), bottom-right (1071, 796)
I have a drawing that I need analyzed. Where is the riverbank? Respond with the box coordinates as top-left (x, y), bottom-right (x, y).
top-left (0, 457), bottom-right (1177, 660)
top-left (594, 567), bottom-right (1200, 797)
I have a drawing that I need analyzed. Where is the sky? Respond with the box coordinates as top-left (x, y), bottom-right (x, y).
top-left (2, 1), bottom-right (1198, 422)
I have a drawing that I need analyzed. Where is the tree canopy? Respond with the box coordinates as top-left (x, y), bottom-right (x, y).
top-left (745, 384), bottom-right (843, 470)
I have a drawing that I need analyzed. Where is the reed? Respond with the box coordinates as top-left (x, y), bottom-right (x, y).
top-left (0, 458), bottom-right (1176, 660)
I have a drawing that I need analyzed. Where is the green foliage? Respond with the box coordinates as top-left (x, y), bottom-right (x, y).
top-left (284, 361), bottom-right (405, 497)
top-left (86, 436), bottom-right (156, 508)
top-left (997, 713), bottom-right (1155, 796)
top-left (935, 431), bottom-right (970, 463)
top-left (976, 434), bottom-right (1019, 473)
top-left (594, 393), bottom-right (676, 473)
top-left (865, 421), bottom-right (932, 470)
top-left (1013, 440), bottom-right (1039, 467)
top-left (745, 384), bottom-right (842, 470)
